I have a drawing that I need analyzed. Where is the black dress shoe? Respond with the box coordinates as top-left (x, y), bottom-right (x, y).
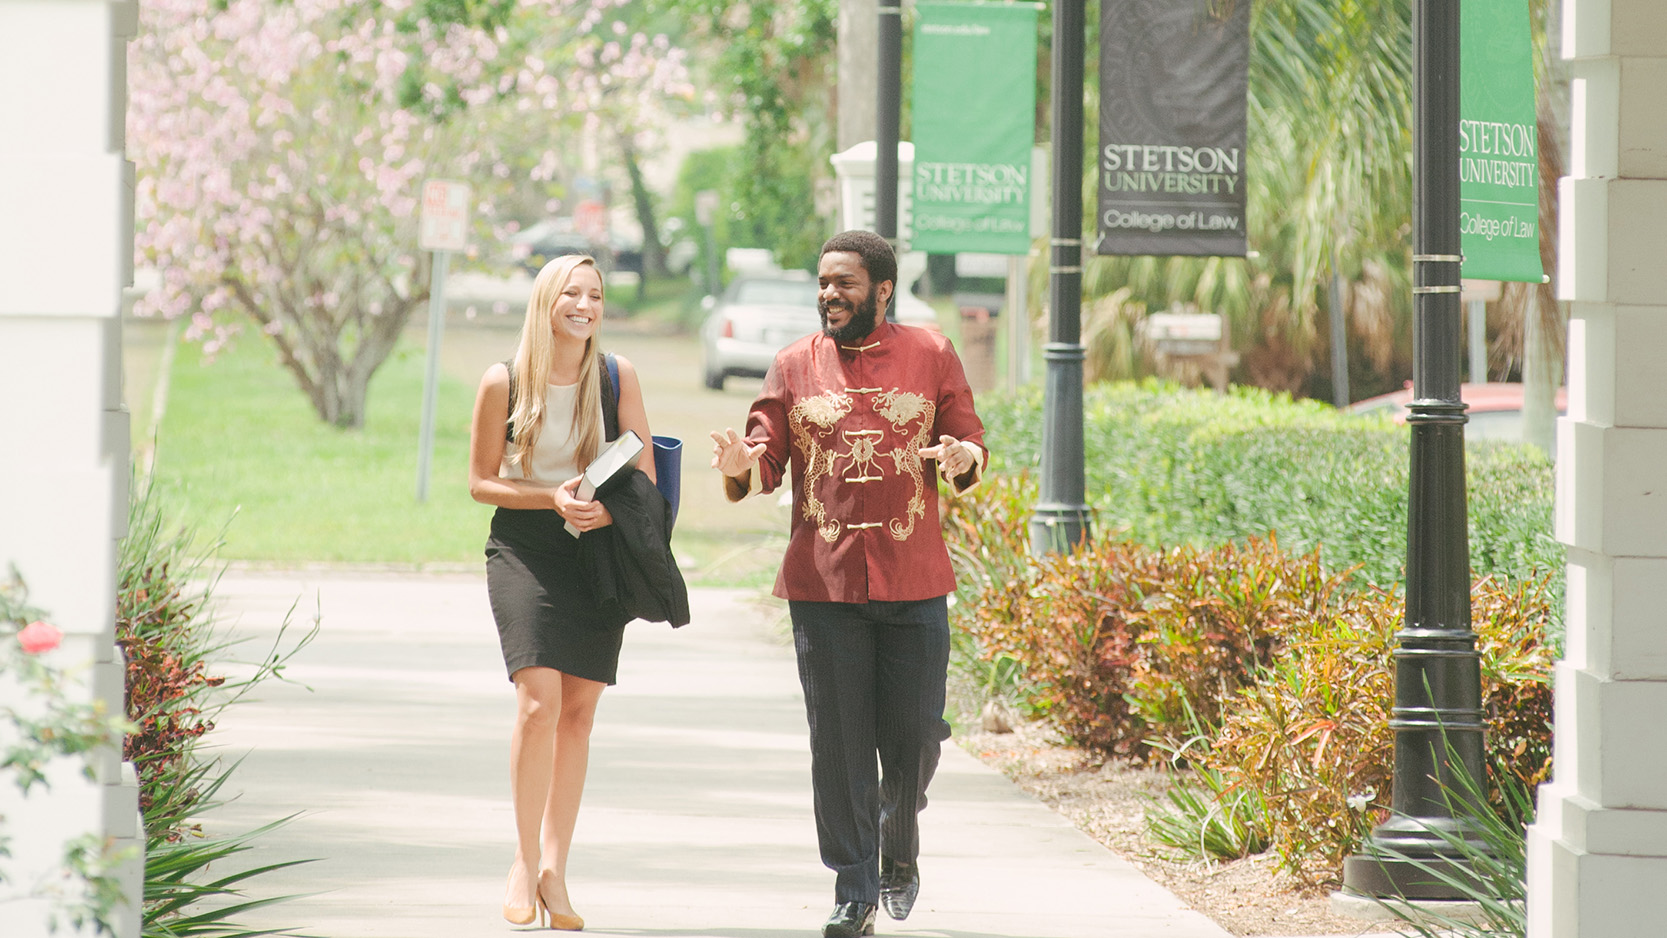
top-left (878, 856), bottom-right (919, 921)
top-left (822, 901), bottom-right (876, 938)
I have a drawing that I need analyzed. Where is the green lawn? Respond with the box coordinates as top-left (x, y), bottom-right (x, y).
top-left (141, 320), bottom-right (787, 587)
top-left (149, 333), bottom-right (491, 565)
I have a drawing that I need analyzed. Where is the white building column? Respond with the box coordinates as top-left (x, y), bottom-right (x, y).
top-left (0, 1), bottom-right (141, 936)
top-left (1527, 1), bottom-right (1667, 934)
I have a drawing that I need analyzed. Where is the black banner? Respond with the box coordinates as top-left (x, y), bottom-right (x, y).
top-left (1098, 0), bottom-right (1249, 257)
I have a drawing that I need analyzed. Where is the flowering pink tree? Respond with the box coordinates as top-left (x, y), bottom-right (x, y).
top-left (129, 0), bottom-right (689, 428)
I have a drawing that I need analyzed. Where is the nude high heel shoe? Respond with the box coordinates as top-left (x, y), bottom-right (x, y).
top-left (503, 864), bottom-right (538, 925)
top-left (536, 869), bottom-right (585, 931)
top-left (503, 899), bottom-right (537, 926)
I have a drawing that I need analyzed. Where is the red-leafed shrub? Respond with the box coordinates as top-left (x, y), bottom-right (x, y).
top-left (1208, 574), bottom-right (1555, 886)
top-left (946, 474), bottom-right (1354, 759)
top-left (117, 569), bottom-right (225, 832)
top-left (1473, 574), bottom-right (1557, 798)
top-left (1205, 588), bottom-right (1399, 885)
top-left (945, 476), bottom-right (1557, 886)
top-left (947, 472), bottom-right (1146, 755)
top-left (1121, 538), bottom-right (1352, 756)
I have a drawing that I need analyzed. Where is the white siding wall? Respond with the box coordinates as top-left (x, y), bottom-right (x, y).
top-left (0, 1), bottom-right (141, 935)
top-left (1527, 0), bottom-right (1667, 933)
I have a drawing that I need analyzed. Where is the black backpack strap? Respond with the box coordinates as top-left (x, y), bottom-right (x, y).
top-left (601, 352), bottom-right (621, 442)
top-left (503, 359), bottom-right (517, 442)
top-left (508, 355), bottom-right (620, 443)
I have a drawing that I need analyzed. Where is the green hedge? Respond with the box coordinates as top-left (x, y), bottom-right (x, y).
top-left (977, 382), bottom-right (1561, 624)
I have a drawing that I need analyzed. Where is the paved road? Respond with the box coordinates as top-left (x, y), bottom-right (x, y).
top-left (204, 571), bottom-right (1236, 938)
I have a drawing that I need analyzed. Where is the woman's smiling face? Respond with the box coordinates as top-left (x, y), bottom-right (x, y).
top-left (551, 263), bottom-right (604, 342)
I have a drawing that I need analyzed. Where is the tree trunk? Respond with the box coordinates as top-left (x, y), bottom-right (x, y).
top-left (1327, 240), bottom-right (1350, 408)
top-left (620, 135), bottom-right (666, 287)
top-left (229, 271), bottom-right (419, 430)
top-left (326, 292), bottom-right (418, 430)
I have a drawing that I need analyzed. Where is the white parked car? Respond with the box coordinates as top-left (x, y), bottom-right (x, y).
top-left (698, 267), bottom-right (945, 391)
top-left (699, 271), bottom-right (820, 390)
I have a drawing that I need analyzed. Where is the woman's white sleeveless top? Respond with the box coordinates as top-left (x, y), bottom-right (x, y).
top-left (501, 382), bottom-right (599, 483)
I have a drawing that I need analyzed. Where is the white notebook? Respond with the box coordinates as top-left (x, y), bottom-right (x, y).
top-left (564, 430), bottom-right (644, 537)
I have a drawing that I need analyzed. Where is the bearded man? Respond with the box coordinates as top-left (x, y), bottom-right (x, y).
top-left (710, 230), bottom-right (988, 938)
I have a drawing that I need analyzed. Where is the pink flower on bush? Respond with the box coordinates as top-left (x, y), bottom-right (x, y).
top-left (18, 620), bottom-right (62, 655)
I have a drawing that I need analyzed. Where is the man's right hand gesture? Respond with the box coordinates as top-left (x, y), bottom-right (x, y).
top-left (710, 428), bottom-right (766, 479)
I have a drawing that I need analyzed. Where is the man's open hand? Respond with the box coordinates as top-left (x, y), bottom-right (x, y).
top-left (919, 435), bottom-right (978, 478)
top-left (710, 427), bottom-right (766, 478)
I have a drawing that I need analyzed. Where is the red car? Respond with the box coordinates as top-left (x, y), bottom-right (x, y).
top-left (1346, 382), bottom-right (1567, 442)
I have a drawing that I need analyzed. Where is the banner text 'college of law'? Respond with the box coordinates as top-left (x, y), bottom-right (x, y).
top-left (1098, 0), bottom-right (1249, 257)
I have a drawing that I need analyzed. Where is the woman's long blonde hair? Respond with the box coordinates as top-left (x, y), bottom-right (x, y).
top-left (506, 255), bottom-right (605, 480)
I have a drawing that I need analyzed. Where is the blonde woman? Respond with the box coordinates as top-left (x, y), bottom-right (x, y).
top-left (468, 254), bottom-right (656, 930)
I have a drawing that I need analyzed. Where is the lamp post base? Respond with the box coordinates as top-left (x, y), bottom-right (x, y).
top-left (1029, 503), bottom-right (1092, 555)
top-left (1341, 813), bottom-right (1487, 900)
top-left (1341, 853), bottom-right (1482, 900)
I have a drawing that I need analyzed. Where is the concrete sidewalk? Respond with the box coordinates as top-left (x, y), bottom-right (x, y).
top-left (205, 571), bottom-right (1236, 938)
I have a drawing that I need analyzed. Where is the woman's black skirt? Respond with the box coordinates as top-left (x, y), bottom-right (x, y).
top-left (485, 507), bottom-right (630, 684)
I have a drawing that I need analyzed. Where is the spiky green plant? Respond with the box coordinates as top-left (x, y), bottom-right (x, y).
top-left (1145, 765), bottom-right (1272, 862)
top-left (118, 480), bottom-right (319, 938)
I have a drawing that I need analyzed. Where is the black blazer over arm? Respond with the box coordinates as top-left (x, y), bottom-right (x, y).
top-left (579, 470), bottom-right (689, 627)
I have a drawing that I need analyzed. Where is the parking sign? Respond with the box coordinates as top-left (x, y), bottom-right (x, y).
top-left (419, 179), bottom-right (471, 253)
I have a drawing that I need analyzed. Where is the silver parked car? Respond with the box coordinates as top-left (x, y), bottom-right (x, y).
top-left (699, 270), bottom-right (820, 390)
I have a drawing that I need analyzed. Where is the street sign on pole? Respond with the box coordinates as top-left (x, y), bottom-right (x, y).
top-left (574, 199), bottom-right (608, 243)
top-left (416, 179), bottom-right (471, 502)
top-left (419, 179), bottom-right (471, 253)
top-left (1097, 0), bottom-right (1250, 258)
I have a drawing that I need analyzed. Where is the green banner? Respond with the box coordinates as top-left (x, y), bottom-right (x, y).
top-left (910, 2), bottom-right (1039, 254)
top-left (1460, 0), bottom-right (1542, 283)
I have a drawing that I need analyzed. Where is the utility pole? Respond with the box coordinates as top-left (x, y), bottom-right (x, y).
top-left (1341, 0), bottom-right (1486, 900)
top-left (838, 0), bottom-right (878, 152)
top-left (1030, 0), bottom-right (1091, 554)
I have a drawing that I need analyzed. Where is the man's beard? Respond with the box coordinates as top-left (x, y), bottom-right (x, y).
top-left (819, 289), bottom-right (880, 343)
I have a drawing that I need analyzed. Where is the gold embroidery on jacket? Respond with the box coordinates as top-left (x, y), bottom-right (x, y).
top-left (789, 391), bottom-right (853, 542)
top-left (793, 388), bottom-right (937, 543)
top-left (840, 430), bottom-right (885, 483)
top-left (874, 390), bottom-right (935, 540)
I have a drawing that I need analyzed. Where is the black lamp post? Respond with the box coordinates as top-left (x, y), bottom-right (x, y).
top-left (1341, 0), bottom-right (1486, 899)
top-left (1030, 0), bottom-right (1092, 555)
top-left (876, 0), bottom-right (902, 241)
top-left (875, 0), bottom-right (903, 321)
